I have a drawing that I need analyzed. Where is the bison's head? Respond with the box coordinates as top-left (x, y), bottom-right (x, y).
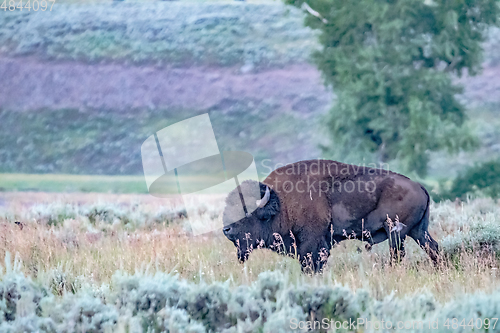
top-left (222, 180), bottom-right (280, 262)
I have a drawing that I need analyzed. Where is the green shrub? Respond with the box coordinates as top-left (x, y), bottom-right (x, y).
top-left (437, 160), bottom-right (500, 201)
top-left (4, 260), bottom-right (500, 332)
top-left (0, 201), bottom-right (187, 229)
top-left (440, 222), bottom-right (500, 258)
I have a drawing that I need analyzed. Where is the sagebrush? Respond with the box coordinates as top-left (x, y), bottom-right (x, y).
top-left (2, 193), bottom-right (500, 331)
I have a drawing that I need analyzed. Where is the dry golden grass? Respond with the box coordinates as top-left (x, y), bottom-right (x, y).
top-left (1, 191), bottom-right (500, 303)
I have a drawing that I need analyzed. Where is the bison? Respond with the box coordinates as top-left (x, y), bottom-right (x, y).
top-left (222, 159), bottom-right (439, 272)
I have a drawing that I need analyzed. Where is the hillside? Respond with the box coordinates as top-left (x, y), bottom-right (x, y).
top-left (1, 2), bottom-right (500, 180)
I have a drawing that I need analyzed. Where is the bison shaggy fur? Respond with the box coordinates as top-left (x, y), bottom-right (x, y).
top-left (222, 159), bottom-right (439, 272)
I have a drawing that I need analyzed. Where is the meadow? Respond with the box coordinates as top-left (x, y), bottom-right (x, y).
top-left (2, 1), bottom-right (500, 331)
top-left (2, 191), bottom-right (500, 331)
top-left (0, 2), bottom-right (318, 68)
top-left (2, 2), bottom-right (500, 181)
top-left (0, 174), bottom-right (147, 193)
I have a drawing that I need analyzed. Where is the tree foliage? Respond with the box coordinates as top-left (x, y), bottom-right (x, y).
top-left (286, 0), bottom-right (499, 176)
top-left (437, 159), bottom-right (500, 200)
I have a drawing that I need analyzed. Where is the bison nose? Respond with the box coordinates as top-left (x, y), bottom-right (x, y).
top-left (223, 227), bottom-right (231, 234)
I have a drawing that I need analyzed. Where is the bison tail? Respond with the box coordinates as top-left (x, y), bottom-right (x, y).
top-left (419, 184), bottom-right (430, 226)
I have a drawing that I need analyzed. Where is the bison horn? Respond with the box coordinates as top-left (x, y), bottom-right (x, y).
top-left (257, 186), bottom-right (270, 208)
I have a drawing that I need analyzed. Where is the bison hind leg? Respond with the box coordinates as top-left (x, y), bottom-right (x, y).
top-left (410, 230), bottom-right (439, 265)
top-left (408, 209), bottom-right (440, 265)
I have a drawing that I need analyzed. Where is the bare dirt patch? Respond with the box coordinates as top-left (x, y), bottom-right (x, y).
top-left (0, 57), bottom-right (332, 114)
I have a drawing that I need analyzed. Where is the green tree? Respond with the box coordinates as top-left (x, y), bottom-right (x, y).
top-left (437, 159), bottom-right (500, 200)
top-left (286, 0), bottom-right (499, 176)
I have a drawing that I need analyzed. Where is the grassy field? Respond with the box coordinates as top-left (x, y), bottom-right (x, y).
top-left (2, 0), bottom-right (500, 329)
top-left (0, 173), bottom-right (238, 195)
top-left (0, 2), bottom-right (317, 68)
top-left (0, 173), bottom-right (147, 193)
top-left (1, 191), bottom-right (500, 331)
top-left (0, 107), bottom-right (323, 177)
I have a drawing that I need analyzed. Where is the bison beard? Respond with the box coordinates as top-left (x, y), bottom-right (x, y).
top-left (222, 159), bottom-right (439, 273)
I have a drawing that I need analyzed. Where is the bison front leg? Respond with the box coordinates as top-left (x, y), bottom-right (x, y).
top-left (298, 239), bottom-right (330, 274)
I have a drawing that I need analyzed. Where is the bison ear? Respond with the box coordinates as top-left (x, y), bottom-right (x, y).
top-left (256, 183), bottom-right (280, 221)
